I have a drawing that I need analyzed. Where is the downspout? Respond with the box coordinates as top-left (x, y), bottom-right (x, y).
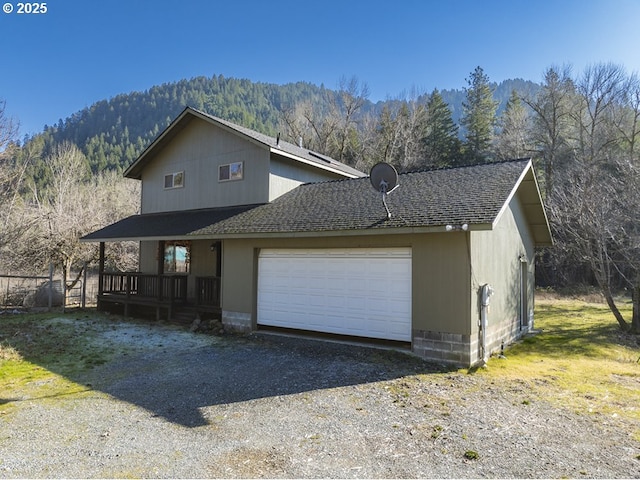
top-left (480, 283), bottom-right (494, 364)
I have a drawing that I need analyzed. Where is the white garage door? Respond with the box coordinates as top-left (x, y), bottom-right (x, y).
top-left (257, 248), bottom-right (412, 342)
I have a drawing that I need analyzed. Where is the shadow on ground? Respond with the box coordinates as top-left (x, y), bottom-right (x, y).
top-left (78, 332), bottom-right (446, 428)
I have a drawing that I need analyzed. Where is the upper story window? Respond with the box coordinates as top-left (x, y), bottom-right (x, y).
top-left (219, 161), bottom-right (243, 182)
top-left (164, 171), bottom-right (184, 189)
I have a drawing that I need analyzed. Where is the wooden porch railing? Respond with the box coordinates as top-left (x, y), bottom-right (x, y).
top-left (196, 276), bottom-right (221, 306)
top-left (100, 272), bottom-right (188, 304)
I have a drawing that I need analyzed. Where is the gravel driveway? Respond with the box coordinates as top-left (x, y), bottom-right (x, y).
top-left (1, 317), bottom-right (638, 478)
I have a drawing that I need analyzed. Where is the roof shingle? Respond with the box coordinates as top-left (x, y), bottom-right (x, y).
top-left (83, 159), bottom-right (549, 243)
top-left (192, 159), bottom-right (532, 236)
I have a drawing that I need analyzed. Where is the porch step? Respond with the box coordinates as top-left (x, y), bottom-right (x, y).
top-left (171, 305), bottom-right (221, 324)
top-left (171, 306), bottom-right (201, 323)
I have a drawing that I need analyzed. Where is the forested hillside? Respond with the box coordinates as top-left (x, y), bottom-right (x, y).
top-left (16, 77), bottom-right (334, 191)
top-left (11, 74), bottom-right (540, 192)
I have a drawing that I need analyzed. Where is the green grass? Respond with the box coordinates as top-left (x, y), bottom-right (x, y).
top-left (478, 298), bottom-right (640, 438)
top-left (0, 312), bottom-right (112, 411)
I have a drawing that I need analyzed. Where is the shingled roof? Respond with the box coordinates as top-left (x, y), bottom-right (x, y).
top-left (81, 204), bottom-right (261, 242)
top-left (83, 159), bottom-right (552, 246)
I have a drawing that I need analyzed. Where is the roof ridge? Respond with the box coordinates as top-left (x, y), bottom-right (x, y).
top-left (296, 158), bottom-right (534, 189)
top-left (296, 158), bottom-right (534, 186)
top-left (399, 158), bottom-right (532, 176)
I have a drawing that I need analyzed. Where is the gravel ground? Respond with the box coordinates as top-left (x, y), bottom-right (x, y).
top-left (1, 318), bottom-right (639, 478)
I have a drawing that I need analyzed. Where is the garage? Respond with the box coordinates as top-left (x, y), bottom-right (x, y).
top-left (257, 248), bottom-right (412, 342)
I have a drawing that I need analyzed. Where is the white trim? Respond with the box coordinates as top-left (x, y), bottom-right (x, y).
top-left (492, 159), bottom-right (532, 229)
top-left (218, 161), bottom-right (244, 182)
top-left (163, 171), bottom-right (184, 189)
top-left (270, 147), bottom-right (363, 178)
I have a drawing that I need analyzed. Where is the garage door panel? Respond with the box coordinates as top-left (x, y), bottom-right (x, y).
top-left (258, 248), bottom-right (412, 342)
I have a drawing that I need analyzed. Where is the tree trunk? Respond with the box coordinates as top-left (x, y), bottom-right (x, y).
top-left (632, 284), bottom-right (640, 334)
top-left (602, 287), bottom-right (630, 331)
top-left (62, 263), bottom-right (68, 313)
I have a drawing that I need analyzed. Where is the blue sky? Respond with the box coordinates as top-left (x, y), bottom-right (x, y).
top-left (2, 0), bottom-right (640, 137)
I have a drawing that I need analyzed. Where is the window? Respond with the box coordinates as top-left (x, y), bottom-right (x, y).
top-left (219, 161), bottom-right (243, 182)
top-left (164, 241), bottom-right (190, 273)
top-left (164, 171), bottom-right (184, 189)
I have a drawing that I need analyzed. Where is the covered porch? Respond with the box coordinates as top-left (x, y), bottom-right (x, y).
top-left (95, 241), bottom-right (223, 321)
top-left (81, 206), bottom-right (261, 321)
top-left (97, 271), bottom-right (221, 320)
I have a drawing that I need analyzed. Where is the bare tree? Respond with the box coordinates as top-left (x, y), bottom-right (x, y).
top-left (280, 76), bottom-right (369, 167)
top-left (523, 65), bottom-right (575, 196)
top-left (92, 170), bottom-right (140, 272)
top-left (280, 99), bottom-right (339, 154)
top-left (373, 88), bottom-right (429, 171)
top-left (0, 100), bottom-right (30, 265)
top-left (331, 76), bottom-right (370, 165)
top-left (546, 63), bottom-right (640, 333)
top-left (570, 63), bottom-right (627, 167)
top-left (614, 72), bottom-right (640, 161)
top-left (494, 90), bottom-right (531, 161)
top-left (0, 99), bottom-right (18, 151)
top-left (13, 142), bottom-right (140, 303)
top-left (351, 110), bottom-right (379, 173)
top-left (550, 159), bottom-right (628, 330)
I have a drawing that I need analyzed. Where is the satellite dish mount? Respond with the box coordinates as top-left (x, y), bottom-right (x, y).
top-left (369, 162), bottom-right (399, 220)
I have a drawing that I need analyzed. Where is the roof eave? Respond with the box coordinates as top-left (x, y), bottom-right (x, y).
top-left (82, 222), bottom-right (495, 243)
top-left (124, 107), bottom-right (195, 179)
top-left (491, 159), bottom-right (553, 246)
top-left (183, 223), bottom-right (494, 240)
top-left (270, 147), bottom-right (364, 178)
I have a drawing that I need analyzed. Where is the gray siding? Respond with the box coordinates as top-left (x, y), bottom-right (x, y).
top-left (139, 241), bottom-right (157, 273)
top-left (268, 156), bottom-right (345, 201)
top-left (470, 194), bottom-right (535, 364)
top-left (140, 117), bottom-right (270, 213)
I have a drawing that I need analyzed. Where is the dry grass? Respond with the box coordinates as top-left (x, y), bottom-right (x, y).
top-left (478, 297), bottom-right (640, 439)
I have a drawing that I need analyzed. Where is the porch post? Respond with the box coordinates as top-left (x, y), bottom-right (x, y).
top-left (157, 241), bottom-right (165, 274)
top-left (215, 240), bottom-right (222, 307)
top-left (214, 240), bottom-right (222, 277)
top-left (156, 241), bottom-right (164, 321)
top-left (124, 273), bottom-right (130, 318)
top-left (98, 242), bottom-right (105, 294)
top-left (168, 277), bottom-right (174, 321)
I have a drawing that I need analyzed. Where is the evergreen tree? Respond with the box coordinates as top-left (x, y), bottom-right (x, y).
top-left (461, 66), bottom-right (498, 164)
top-left (423, 89), bottom-right (461, 167)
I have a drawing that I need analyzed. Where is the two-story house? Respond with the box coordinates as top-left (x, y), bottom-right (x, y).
top-left (83, 106), bottom-right (552, 367)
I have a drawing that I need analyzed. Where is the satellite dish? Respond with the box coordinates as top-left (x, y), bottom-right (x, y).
top-left (369, 162), bottom-right (399, 220)
top-left (370, 162), bottom-right (399, 195)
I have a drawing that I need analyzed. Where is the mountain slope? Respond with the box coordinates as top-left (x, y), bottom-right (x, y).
top-left (16, 75), bottom-right (541, 187)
